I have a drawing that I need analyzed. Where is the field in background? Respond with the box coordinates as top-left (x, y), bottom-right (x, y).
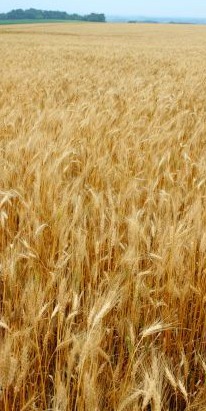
top-left (0, 23), bottom-right (206, 410)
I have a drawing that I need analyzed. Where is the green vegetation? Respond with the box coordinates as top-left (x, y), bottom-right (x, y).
top-left (0, 8), bottom-right (106, 22)
top-left (0, 19), bottom-right (83, 25)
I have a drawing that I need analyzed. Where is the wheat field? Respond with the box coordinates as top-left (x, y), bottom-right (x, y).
top-left (0, 22), bottom-right (206, 410)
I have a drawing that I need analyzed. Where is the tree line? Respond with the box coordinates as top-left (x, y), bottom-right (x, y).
top-left (0, 8), bottom-right (106, 22)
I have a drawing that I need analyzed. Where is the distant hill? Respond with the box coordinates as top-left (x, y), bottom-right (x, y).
top-left (107, 15), bottom-right (206, 24)
top-left (0, 8), bottom-right (106, 22)
top-left (128, 20), bottom-right (158, 24)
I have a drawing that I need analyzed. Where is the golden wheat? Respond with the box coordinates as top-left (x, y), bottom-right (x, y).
top-left (0, 22), bottom-right (206, 410)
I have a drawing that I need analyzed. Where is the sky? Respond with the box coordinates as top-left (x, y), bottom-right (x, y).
top-left (1, 1), bottom-right (206, 18)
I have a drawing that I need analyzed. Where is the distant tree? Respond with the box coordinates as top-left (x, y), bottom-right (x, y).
top-left (0, 9), bottom-right (106, 22)
top-left (26, 9), bottom-right (43, 19)
top-left (23, 8), bottom-right (36, 19)
top-left (7, 9), bottom-right (25, 19)
top-left (69, 14), bottom-right (84, 21)
top-left (85, 13), bottom-right (106, 22)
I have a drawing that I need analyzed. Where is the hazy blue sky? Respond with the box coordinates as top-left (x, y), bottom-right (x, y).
top-left (1, 1), bottom-right (206, 18)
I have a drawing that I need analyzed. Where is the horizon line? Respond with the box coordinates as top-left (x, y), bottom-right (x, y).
top-left (1, 9), bottom-right (206, 21)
